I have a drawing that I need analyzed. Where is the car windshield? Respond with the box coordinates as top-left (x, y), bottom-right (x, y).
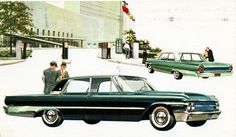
top-left (180, 53), bottom-right (205, 62)
top-left (114, 76), bottom-right (155, 92)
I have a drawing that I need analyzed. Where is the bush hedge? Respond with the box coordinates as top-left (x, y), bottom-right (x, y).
top-left (139, 52), bottom-right (157, 58)
top-left (0, 49), bottom-right (32, 58)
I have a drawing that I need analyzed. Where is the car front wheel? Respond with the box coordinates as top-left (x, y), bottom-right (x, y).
top-left (84, 120), bottom-right (100, 125)
top-left (173, 71), bottom-right (183, 80)
top-left (186, 120), bottom-right (206, 127)
top-left (149, 106), bottom-right (176, 131)
top-left (147, 65), bottom-right (154, 73)
top-left (42, 109), bottom-right (63, 127)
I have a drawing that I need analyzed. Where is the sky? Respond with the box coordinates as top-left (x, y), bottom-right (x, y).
top-left (46, 0), bottom-right (236, 62)
top-left (123, 0), bottom-right (236, 63)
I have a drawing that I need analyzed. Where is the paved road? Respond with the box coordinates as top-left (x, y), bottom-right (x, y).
top-left (0, 48), bottom-right (235, 137)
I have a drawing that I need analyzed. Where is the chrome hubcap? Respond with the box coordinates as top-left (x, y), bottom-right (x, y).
top-left (148, 65), bottom-right (153, 72)
top-left (174, 71), bottom-right (180, 78)
top-left (44, 110), bottom-right (58, 123)
top-left (155, 111), bottom-right (168, 125)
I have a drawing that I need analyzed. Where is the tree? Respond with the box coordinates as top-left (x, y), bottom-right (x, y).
top-left (123, 29), bottom-right (137, 45)
top-left (0, 1), bottom-right (35, 54)
top-left (138, 39), bottom-right (151, 50)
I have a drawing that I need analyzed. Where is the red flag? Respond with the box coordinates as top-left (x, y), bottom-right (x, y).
top-left (121, 1), bottom-right (135, 21)
top-left (122, 4), bottom-right (130, 15)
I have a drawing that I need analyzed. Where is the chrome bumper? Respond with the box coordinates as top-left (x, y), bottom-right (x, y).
top-left (173, 69), bottom-right (232, 77)
top-left (197, 72), bottom-right (232, 77)
top-left (3, 106), bottom-right (39, 117)
top-left (174, 110), bottom-right (221, 122)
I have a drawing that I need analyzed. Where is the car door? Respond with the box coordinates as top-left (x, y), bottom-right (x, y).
top-left (153, 53), bottom-right (168, 71)
top-left (60, 78), bottom-right (91, 120)
top-left (86, 77), bottom-right (144, 121)
top-left (154, 53), bottom-right (175, 73)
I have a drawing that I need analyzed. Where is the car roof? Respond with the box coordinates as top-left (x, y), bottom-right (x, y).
top-left (160, 51), bottom-right (202, 55)
top-left (179, 52), bottom-right (202, 54)
top-left (68, 75), bottom-right (146, 80)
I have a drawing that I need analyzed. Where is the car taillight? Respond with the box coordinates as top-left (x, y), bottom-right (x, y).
top-left (229, 65), bottom-right (233, 72)
top-left (198, 65), bottom-right (205, 73)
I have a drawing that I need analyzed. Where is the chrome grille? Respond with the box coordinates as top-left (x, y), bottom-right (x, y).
top-left (193, 102), bottom-right (217, 112)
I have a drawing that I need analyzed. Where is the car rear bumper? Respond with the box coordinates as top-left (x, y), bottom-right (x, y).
top-left (3, 106), bottom-right (38, 117)
top-left (197, 72), bottom-right (233, 77)
top-left (171, 69), bottom-right (232, 78)
top-left (173, 110), bottom-right (221, 122)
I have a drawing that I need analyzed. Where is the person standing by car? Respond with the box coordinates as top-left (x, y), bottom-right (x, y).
top-left (142, 48), bottom-right (148, 64)
top-left (123, 42), bottom-right (130, 59)
top-left (206, 47), bottom-right (214, 62)
top-left (42, 61), bottom-right (58, 94)
top-left (56, 62), bottom-right (70, 83)
top-left (203, 49), bottom-right (208, 61)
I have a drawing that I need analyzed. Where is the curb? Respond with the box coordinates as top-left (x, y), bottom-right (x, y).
top-left (0, 60), bottom-right (24, 66)
top-left (107, 59), bottom-right (145, 67)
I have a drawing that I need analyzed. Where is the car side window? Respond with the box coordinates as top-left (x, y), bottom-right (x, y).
top-left (181, 54), bottom-right (191, 61)
top-left (65, 79), bottom-right (90, 93)
top-left (159, 53), bottom-right (168, 60)
top-left (98, 81), bottom-right (118, 92)
top-left (168, 53), bottom-right (175, 61)
top-left (192, 54), bottom-right (202, 61)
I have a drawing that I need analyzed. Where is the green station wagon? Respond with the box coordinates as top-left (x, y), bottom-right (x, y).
top-left (4, 75), bottom-right (221, 131)
top-left (146, 52), bottom-right (233, 79)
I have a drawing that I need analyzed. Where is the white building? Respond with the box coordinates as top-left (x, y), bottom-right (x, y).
top-left (25, 1), bottom-right (124, 48)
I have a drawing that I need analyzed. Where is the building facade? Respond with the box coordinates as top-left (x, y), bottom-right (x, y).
top-left (25, 1), bottom-right (123, 48)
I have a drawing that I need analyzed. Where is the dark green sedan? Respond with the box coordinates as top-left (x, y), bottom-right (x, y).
top-left (146, 52), bottom-right (233, 80)
top-left (4, 75), bottom-right (220, 131)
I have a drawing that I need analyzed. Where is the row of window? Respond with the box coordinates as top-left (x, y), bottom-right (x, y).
top-left (31, 28), bottom-right (73, 38)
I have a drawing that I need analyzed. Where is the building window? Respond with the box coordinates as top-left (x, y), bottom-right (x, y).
top-left (53, 31), bottom-right (55, 36)
top-left (62, 32), bottom-right (64, 37)
top-left (67, 33), bottom-right (69, 38)
top-left (58, 32), bottom-right (60, 37)
top-left (71, 33), bottom-right (73, 38)
top-left (42, 29), bottom-right (45, 35)
top-left (37, 29), bottom-right (39, 35)
top-left (48, 30), bottom-right (50, 36)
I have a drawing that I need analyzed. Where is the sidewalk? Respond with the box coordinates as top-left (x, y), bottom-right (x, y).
top-left (0, 59), bottom-right (24, 66)
top-left (107, 58), bottom-right (145, 67)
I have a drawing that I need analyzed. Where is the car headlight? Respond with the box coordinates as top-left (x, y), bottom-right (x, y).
top-left (215, 102), bottom-right (220, 110)
top-left (187, 103), bottom-right (195, 111)
top-left (229, 65), bottom-right (233, 72)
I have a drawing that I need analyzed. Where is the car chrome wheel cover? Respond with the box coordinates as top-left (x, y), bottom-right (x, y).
top-left (43, 110), bottom-right (59, 124)
top-left (148, 65), bottom-right (153, 72)
top-left (151, 107), bottom-right (170, 128)
top-left (174, 71), bottom-right (180, 78)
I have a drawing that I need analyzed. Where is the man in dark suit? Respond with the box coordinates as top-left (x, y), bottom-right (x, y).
top-left (42, 61), bottom-right (58, 94)
top-left (206, 47), bottom-right (214, 62)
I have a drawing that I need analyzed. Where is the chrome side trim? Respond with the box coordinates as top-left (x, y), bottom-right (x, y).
top-left (57, 106), bottom-right (145, 110)
top-left (150, 102), bottom-right (189, 107)
top-left (4, 105), bottom-right (146, 117)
